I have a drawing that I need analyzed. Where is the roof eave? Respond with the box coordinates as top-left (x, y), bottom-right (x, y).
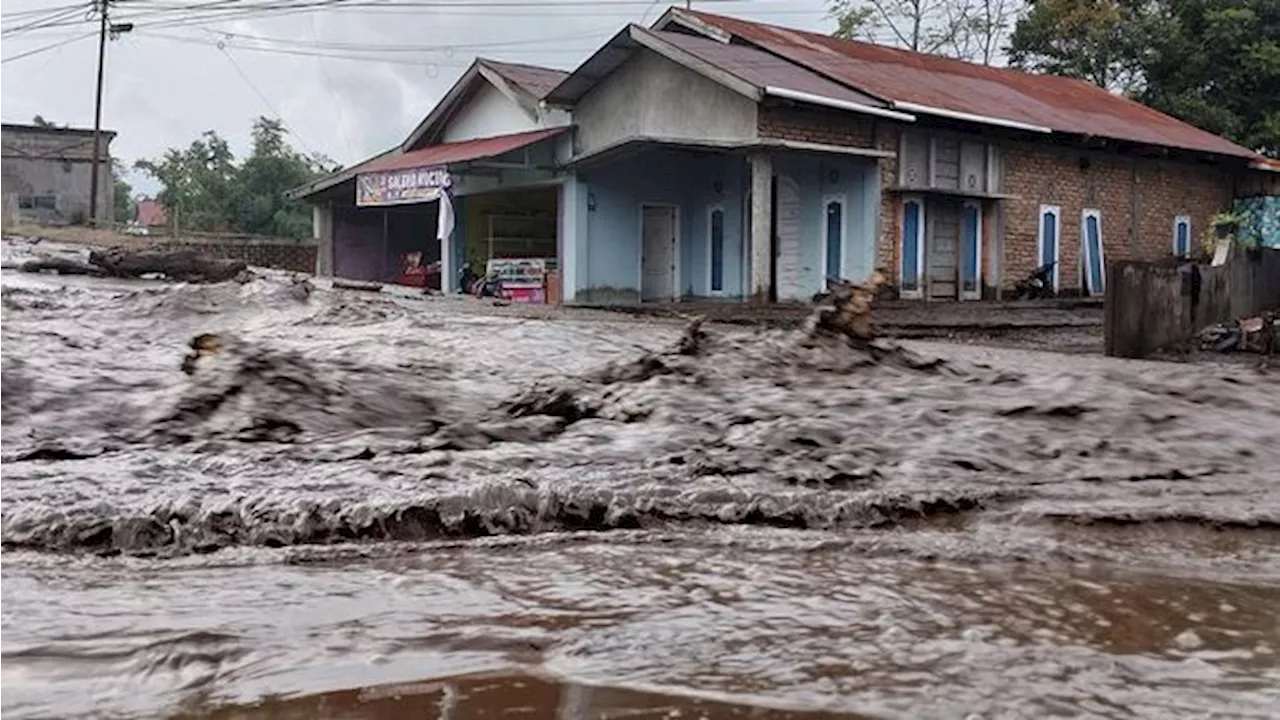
top-left (285, 147), bottom-right (398, 201)
top-left (400, 61), bottom-right (485, 152)
top-left (543, 25), bottom-right (640, 107)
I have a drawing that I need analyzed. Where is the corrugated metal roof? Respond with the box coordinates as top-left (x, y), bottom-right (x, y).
top-left (651, 30), bottom-right (884, 107)
top-left (480, 59), bottom-right (569, 99)
top-left (360, 127), bottom-right (568, 174)
top-left (675, 9), bottom-right (1258, 159)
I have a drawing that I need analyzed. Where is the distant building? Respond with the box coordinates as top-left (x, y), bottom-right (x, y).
top-left (1, 122), bottom-right (116, 226)
top-left (135, 197), bottom-right (167, 227)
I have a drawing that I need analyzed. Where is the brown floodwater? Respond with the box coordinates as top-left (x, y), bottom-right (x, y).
top-left (2, 236), bottom-right (1279, 719)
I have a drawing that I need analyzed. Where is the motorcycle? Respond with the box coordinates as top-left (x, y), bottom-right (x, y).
top-left (1012, 262), bottom-right (1057, 300)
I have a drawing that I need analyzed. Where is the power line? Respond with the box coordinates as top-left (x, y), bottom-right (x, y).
top-left (215, 41), bottom-right (318, 156)
top-left (309, 11), bottom-right (354, 157)
top-left (1, 2), bottom-right (93, 37)
top-left (1, 30), bottom-right (97, 63)
top-left (194, 24), bottom-right (621, 52)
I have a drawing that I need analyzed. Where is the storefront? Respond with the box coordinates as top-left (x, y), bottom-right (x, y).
top-left (300, 127), bottom-right (569, 299)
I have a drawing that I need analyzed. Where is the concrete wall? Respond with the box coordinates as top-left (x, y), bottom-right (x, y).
top-left (1104, 249), bottom-right (1280, 358)
top-left (1, 128), bottom-right (114, 224)
top-left (577, 147), bottom-right (748, 304)
top-left (441, 83), bottom-right (538, 143)
top-left (574, 146), bottom-right (878, 304)
top-left (572, 50), bottom-right (758, 158)
top-left (772, 153), bottom-right (881, 295)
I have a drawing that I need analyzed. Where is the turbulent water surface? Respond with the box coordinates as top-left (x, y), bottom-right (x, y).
top-left (2, 237), bottom-right (1279, 719)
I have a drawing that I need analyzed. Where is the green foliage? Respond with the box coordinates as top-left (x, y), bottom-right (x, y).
top-left (111, 160), bottom-right (134, 223)
top-left (1007, 0), bottom-right (1153, 92)
top-left (1008, 0), bottom-right (1280, 156)
top-left (827, 0), bottom-right (878, 42)
top-left (1140, 0), bottom-right (1280, 157)
top-left (135, 117), bottom-right (337, 239)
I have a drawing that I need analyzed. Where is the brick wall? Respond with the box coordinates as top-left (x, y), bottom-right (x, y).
top-left (758, 104), bottom-right (876, 148)
top-left (875, 123), bottom-right (900, 278)
top-left (758, 104), bottom-right (1239, 297)
top-left (999, 144), bottom-right (1234, 293)
top-left (157, 239), bottom-right (318, 274)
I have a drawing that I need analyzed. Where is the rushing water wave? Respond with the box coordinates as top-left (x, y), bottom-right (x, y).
top-left (3, 236), bottom-right (1279, 719)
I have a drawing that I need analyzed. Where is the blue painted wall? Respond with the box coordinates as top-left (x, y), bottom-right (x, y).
top-left (580, 148), bottom-right (748, 302)
top-left (772, 153), bottom-right (879, 297)
top-left (576, 147), bottom-right (877, 303)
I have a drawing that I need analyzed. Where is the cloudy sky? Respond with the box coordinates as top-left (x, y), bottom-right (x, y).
top-left (2, 0), bottom-right (835, 194)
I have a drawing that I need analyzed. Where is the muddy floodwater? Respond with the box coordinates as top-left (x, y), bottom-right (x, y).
top-left (2, 237), bottom-right (1279, 719)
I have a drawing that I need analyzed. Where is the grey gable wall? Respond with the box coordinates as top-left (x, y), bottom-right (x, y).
top-left (571, 49), bottom-right (758, 158)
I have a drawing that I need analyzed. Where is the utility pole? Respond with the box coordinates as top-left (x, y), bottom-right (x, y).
top-left (88, 0), bottom-right (108, 225)
top-left (87, 0), bottom-right (132, 226)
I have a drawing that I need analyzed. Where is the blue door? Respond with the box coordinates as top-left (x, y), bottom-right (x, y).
top-left (901, 198), bottom-right (922, 294)
top-left (961, 202), bottom-right (980, 296)
top-left (1040, 209), bottom-right (1058, 270)
top-left (709, 208), bottom-right (725, 293)
top-left (1084, 212), bottom-right (1104, 294)
top-left (825, 200), bottom-right (843, 284)
top-left (1175, 218), bottom-right (1190, 256)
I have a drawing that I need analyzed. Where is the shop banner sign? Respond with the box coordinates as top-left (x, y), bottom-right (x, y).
top-left (487, 257), bottom-right (547, 284)
top-left (356, 165), bottom-right (452, 207)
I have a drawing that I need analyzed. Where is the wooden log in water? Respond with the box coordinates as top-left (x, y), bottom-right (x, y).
top-left (87, 248), bottom-right (247, 283)
top-left (19, 257), bottom-right (105, 276)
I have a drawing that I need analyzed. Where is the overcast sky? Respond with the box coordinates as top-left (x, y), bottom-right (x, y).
top-left (2, 0), bottom-right (834, 194)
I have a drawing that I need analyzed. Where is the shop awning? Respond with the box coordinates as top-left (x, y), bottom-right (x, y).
top-left (353, 126), bottom-right (568, 207)
top-left (360, 127), bottom-right (568, 174)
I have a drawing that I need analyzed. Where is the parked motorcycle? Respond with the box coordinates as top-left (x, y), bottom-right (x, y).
top-left (1012, 262), bottom-right (1057, 300)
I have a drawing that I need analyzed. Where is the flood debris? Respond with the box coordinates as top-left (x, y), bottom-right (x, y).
top-left (19, 256), bottom-right (103, 276)
top-left (1195, 311), bottom-right (1277, 354)
top-left (91, 247), bottom-right (247, 282)
top-left (19, 246), bottom-right (247, 283)
top-left (332, 279), bottom-right (384, 292)
top-left (805, 270), bottom-right (888, 343)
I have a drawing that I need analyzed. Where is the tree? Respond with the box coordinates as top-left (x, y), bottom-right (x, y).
top-left (1006, 0), bottom-right (1154, 92)
top-left (136, 117), bottom-right (336, 238)
top-left (111, 160), bottom-right (134, 224)
top-left (1008, 0), bottom-right (1280, 156)
top-left (230, 118), bottom-right (335, 239)
top-left (827, 0), bottom-right (1024, 64)
top-left (136, 130), bottom-right (236, 233)
top-left (1140, 0), bottom-right (1280, 157)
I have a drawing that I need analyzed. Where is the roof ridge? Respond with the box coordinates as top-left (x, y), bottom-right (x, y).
top-left (680, 8), bottom-right (1091, 88)
top-left (479, 57), bottom-right (569, 74)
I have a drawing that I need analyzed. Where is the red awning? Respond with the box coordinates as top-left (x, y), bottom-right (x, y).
top-left (361, 127), bottom-right (568, 174)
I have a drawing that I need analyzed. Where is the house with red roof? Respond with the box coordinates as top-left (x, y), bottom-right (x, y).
top-left (293, 8), bottom-right (1274, 302)
top-left (289, 58), bottom-right (572, 292)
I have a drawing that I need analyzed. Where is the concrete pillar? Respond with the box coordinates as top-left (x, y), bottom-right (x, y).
top-left (439, 199), bottom-right (455, 295)
top-left (312, 204), bottom-right (334, 277)
top-left (558, 174), bottom-right (589, 304)
top-left (749, 151), bottom-right (773, 303)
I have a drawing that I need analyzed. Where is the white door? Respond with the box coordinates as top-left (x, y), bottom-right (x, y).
top-left (775, 176), bottom-right (803, 301)
top-left (641, 205), bottom-right (676, 301)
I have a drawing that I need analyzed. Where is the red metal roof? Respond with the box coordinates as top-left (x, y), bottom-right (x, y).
top-left (480, 59), bottom-right (569, 99)
top-left (651, 30), bottom-right (884, 107)
top-left (676, 9), bottom-right (1258, 159)
top-left (360, 127), bottom-right (568, 174)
